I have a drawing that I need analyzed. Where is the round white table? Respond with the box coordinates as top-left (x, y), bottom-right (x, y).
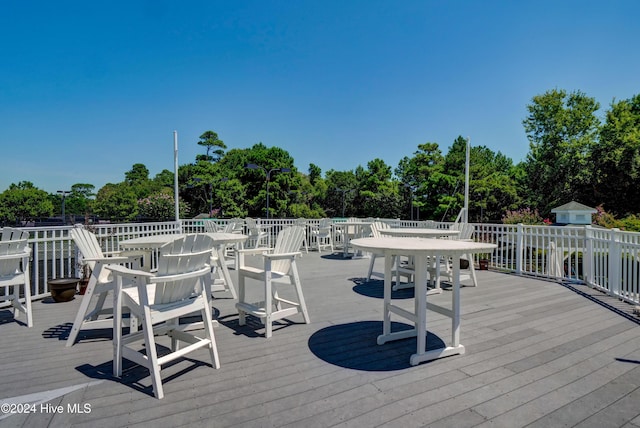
top-left (119, 232), bottom-right (247, 298)
top-left (380, 228), bottom-right (460, 239)
top-left (350, 236), bottom-right (497, 366)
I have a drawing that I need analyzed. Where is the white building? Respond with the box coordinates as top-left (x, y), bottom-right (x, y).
top-left (551, 201), bottom-right (597, 225)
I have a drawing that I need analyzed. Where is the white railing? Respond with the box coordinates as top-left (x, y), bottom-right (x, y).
top-left (3, 219), bottom-right (640, 307)
top-left (472, 223), bottom-right (640, 305)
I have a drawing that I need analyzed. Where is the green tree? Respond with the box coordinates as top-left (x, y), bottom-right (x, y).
top-left (125, 163), bottom-right (150, 184)
top-left (591, 94), bottom-right (640, 216)
top-left (352, 159), bottom-right (402, 218)
top-left (124, 163), bottom-right (154, 199)
top-left (522, 89), bottom-right (600, 215)
top-left (152, 169), bottom-right (175, 189)
top-left (196, 130), bottom-right (227, 163)
top-left (308, 163), bottom-right (322, 185)
top-left (93, 183), bottom-right (139, 222)
top-left (0, 182), bottom-right (54, 225)
top-left (64, 183), bottom-right (95, 219)
top-left (324, 169), bottom-right (357, 217)
top-left (396, 142), bottom-right (446, 220)
top-left (241, 143), bottom-right (297, 218)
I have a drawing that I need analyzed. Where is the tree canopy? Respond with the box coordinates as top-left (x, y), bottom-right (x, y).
top-left (5, 87), bottom-right (640, 229)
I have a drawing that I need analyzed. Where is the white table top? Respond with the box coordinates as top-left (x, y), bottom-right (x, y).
top-left (350, 236), bottom-right (496, 256)
top-left (119, 232), bottom-right (247, 249)
top-left (333, 221), bottom-right (372, 226)
top-left (380, 228), bottom-right (460, 238)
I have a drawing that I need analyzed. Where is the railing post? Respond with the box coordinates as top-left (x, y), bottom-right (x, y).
top-left (584, 225), bottom-right (593, 287)
top-left (516, 223), bottom-right (524, 275)
top-left (609, 228), bottom-right (621, 297)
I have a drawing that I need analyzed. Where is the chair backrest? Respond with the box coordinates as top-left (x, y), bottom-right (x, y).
top-left (271, 226), bottom-right (305, 275)
top-left (222, 220), bottom-right (237, 233)
top-left (1, 227), bottom-right (29, 241)
top-left (370, 221), bottom-right (390, 238)
top-left (319, 218), bottom-right (332, 229)
top-left (314, 218), bottom-right (332, 237)
top-left (0, 239), bottom-right (30, 280)
top-left (450, 223), bottom-right (475, 240)
top-left (69, 226), bottom-right (121, 284)
top-left (245, 217), bottom-right (259, 230)
top-left (245, 218), bottom-right (267, 245)
top-left (70, 226), bottom-right (105, 273)
top-left (203, 220), bottom-right (219, 233)
top-left (153, 234), bottom-right (214, 305)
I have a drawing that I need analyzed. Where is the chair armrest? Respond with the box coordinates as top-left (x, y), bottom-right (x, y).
top-left (237, 247), bottom-right (272, 256)
top-left (83, 255), bottom-right (134, 264)
top-left (0, 251), bottom-right (31, 261)
top-left (105, 264), bottom-right (155, 279)
top-left (264, 251), bottom-right (301, 260)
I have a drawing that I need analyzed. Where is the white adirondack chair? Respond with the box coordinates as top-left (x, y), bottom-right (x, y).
top-left (366, 221), bottom-right (390, 281)
top-left (311, 218), bottom-right (334, 253)
top-left (218, 219), bottom-right (245, 269)
top-left (245, 218), bottom-right (269, 248)
top-left (1, 227), bottom-right (29, 241)
top-left (203, 220), bottom-right (220, 233)
top-left (0, 228), bottom-right (33, 327)
top-left (427, 223), bottom-right (478, 288)
top-left (107, 234), bottom-right (219, 399)
top-left (294, 218), bottom-right (309, 253)
top-left (66, 225), bottom-right (142, 347)
top-left (365, 222), bottom-right (414, 286)
top-left (236, 225), bottom-right (310, 338)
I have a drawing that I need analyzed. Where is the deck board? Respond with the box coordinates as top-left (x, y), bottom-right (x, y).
top-left (1, 250), bottom-right (640, 427)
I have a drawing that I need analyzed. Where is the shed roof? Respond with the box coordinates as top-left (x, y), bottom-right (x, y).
top-left (551, 201), bottom-right (597, 213)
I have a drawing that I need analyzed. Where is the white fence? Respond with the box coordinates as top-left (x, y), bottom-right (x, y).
top-left (2, 219), bottom-right (639, 307)
top-left (474, 223), bottom-right (640, 305)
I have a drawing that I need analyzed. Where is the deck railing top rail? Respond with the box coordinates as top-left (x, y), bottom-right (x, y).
top-left (2, 219), bottom-right (639, 306)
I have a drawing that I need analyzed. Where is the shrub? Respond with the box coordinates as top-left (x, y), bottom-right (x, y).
top-left (501, 207), bottom-right (546, 225)
top-left (137, 192), bottom-right (189, 221)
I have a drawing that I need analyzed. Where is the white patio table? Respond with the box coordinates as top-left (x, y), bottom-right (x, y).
top-left (380, 227), bottom-right (460, 292)
top-left (380, 228), bottom-right (460, 239)
top-left (332, 221), bottom-right (372, 258)
top-left (350, 236), bottom-right (497, 366)
top-left (119, 232), bottom-right (247, 298)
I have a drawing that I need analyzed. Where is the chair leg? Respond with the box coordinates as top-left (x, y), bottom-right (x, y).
top-left (468, 253), bottom-right (478, 287)
top-left (200, 281), bottom-right (220, 368)
top-left (66, 274), bottom-right (99, 347)
top-left (264, 263), bottom-right (273, 338)
top-left (91, 291), bottom-right (109, 321)
top-left (367, 254), bottom-right (376, 281)
top-left (24, 271), bottom-right (33, 328)
top-left (237, 272), bottom-right (246, 326)
top-left (140, 306), bottom-right (164, 399)
top-left (290, 262), bottom-right (310, 324)
top-left (216, 247), bottom-right (237, 299)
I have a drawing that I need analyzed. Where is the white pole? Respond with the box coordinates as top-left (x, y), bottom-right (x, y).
top-left (173, 130), bottom-right (180, 223)
top-left (463, 137), bottom-right (470, 223)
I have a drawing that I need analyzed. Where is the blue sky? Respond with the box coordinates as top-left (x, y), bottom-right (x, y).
top-left (1, 1), bottom-right (638, 194)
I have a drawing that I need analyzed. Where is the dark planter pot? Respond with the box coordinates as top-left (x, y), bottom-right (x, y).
top-left (49, 278), bottom-right (79, 302)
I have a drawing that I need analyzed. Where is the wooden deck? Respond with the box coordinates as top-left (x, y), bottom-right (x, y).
top-left (2, 251), bottom-right (640, 428)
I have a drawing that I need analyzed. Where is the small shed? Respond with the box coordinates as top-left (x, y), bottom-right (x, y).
top-left (551, 201), bottom-right (597, 225)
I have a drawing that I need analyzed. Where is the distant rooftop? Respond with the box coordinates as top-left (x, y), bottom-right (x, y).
top-left (551, 201), bottom-right (597, 213)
